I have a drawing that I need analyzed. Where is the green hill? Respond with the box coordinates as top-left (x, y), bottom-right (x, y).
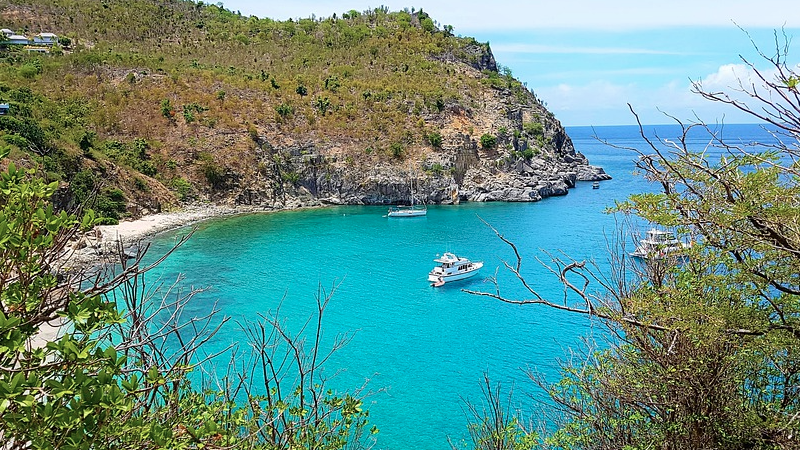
top-left (0, 0), bottom-right (607, 222)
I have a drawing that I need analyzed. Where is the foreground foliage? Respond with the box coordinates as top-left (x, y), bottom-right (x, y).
top-left (0, 145), bottom-right (374, 448)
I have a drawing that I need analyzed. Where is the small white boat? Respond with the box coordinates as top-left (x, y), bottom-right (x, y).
top-left (387, 204), bottom-right (427, 217)
top-left (428, 252), bottom-right (483, 286)
top-left (630, 229), bottom-right (690, 260)
top-left (592, 181), bottom-right (600, 189)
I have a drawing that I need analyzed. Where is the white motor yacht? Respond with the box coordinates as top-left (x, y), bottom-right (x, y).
top-left (630, 229), bottom-right (690, 260)
top-left (428, 252), bottom-right (483, 286)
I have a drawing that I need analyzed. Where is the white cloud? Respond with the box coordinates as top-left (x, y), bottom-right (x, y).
top-left (699, 64), bottom-right (759, 89)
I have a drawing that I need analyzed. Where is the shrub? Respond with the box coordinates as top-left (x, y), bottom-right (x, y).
top-left (19, 63), bottom-right (41, 79)
top-left (160, 99), bottom-right (175, 121)
top-left (276, 103), bottom-right (293, 117)
top-left (100, 138), bottom-right (157, 176)
top-left (316, 96), bottom-right (331, 116)
top-left (324, 75), bottom-right (340, 92)
top-left (389, 142), bottom-right (404, 159)
top-left (480, 133), bottom-right (497, 149)
top-left (133, 177), bottom-right (148, 191)
top-left (523, 121), bottom-right (544, 137)
top-left (425, 131), bottom-right (443, 148)
top-left (170, 177), bottom-right (194, 200)
top-left (95, 188), bottom-right (127, 220)
top-left (182, 102), bottom-right (207, 123)
top-left (198, 151), bottom-right (225, 188)
top-left (281, 170), bottom-right (300, 185)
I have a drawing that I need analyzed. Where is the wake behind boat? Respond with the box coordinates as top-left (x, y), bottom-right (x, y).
top-left (428, 252), bottom-right (483, 286)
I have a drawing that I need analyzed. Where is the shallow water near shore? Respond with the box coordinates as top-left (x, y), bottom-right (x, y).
top-left (142, 124), bottom-right (775, 449)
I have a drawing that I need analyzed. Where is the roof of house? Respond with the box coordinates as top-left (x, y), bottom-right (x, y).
top-left (37, 32), bottom-right (57, 38)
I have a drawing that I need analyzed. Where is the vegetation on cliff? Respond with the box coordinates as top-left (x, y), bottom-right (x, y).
top-left (0, 0), bottom-right (592, 223)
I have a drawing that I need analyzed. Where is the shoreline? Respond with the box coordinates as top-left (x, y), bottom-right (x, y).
top-left (96, 204), bottom-right (258, 243)
top-left (64, 203), bottom-right (285, 270)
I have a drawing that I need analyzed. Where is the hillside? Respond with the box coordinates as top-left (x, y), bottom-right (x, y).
top-left (0, 0), bottom-right (608, 221)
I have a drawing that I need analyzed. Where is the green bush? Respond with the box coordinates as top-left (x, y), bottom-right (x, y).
top-left (480, 133), bottom-right (497, 149)
top-left (198, 151), bottom-right (225, 188)
top-left (281, 170), bottom-right (300, 185)
top-left (160, 99), bottom-right (175, 121)
top-left (523, 121), bottom-right (544, 137)
top-left (95, 188), bottom-right (127, 220)
top-left (389, 142), bottom-right (404, 159)
top-left (425, 131), bottom-right (443, 148)
top-left (170, 177), bottom-right (194, 200)
top-left (100, 138), bottom-right (157, 176)
top-left (324, 75), bottom-right (340, 92)
top-left (276, 103), bottom-right (293, 117)
top-left (316, 96), bottom-right (331, 116)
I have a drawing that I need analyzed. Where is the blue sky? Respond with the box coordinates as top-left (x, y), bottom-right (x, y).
top-left (219, 1), bottom-right (800, 126)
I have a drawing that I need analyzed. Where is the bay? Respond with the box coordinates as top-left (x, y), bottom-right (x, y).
top-left (143, 123), bottom-right (774, 449)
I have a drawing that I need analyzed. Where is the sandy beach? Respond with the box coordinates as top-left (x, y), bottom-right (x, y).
top-left (96, 204), bottom-right (253, 243)
top-left (62, 203), bottom-right (278, 268)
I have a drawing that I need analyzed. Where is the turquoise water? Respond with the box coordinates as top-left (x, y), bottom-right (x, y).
top-left (143, 124), bottom-right (774, 449)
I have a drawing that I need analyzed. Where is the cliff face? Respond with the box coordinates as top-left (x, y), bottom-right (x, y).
top-left (229, 57), bottom-right (610, 211)
top-left (0, 2), bottom-right (610, 217)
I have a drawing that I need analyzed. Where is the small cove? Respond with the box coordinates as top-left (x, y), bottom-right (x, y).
top-left (141, 124), bottom-right (772, 448)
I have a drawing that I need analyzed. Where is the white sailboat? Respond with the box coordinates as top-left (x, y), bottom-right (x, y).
top-left (387, 176), bottom-right (427, 217)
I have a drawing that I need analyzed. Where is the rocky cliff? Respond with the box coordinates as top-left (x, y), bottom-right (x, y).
top-left (229, 56), bottom-right (610, 211)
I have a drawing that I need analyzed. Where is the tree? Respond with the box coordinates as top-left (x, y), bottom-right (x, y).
top-left (0, 148), bottom-right (376, 449)
top-left (0, 146), bottom-right (229, 448)
top-left (467, 34), bottom-right (800, 449)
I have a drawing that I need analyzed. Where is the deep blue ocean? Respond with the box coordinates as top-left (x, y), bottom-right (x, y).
top-left (143, 123), bottom-right (777, 449)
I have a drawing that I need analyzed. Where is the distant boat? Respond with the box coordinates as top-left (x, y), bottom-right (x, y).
top-left (387, 204), bottom-right (427, 217)
top-left (592, 181), bottom-right (600, 189)
top-left (630, 229), bottom-right (690, 260)
top-left (388, 176), bottom-right (427, 217)
top-left (428, 252), bottom-right (483, 286)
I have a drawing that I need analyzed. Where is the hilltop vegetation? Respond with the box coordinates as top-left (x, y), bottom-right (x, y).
top-left (0, 0), bottom-right (593, 223)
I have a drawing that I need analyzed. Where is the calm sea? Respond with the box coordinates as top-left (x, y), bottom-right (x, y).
top-left (143, 123), bottom-right (776, 449)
